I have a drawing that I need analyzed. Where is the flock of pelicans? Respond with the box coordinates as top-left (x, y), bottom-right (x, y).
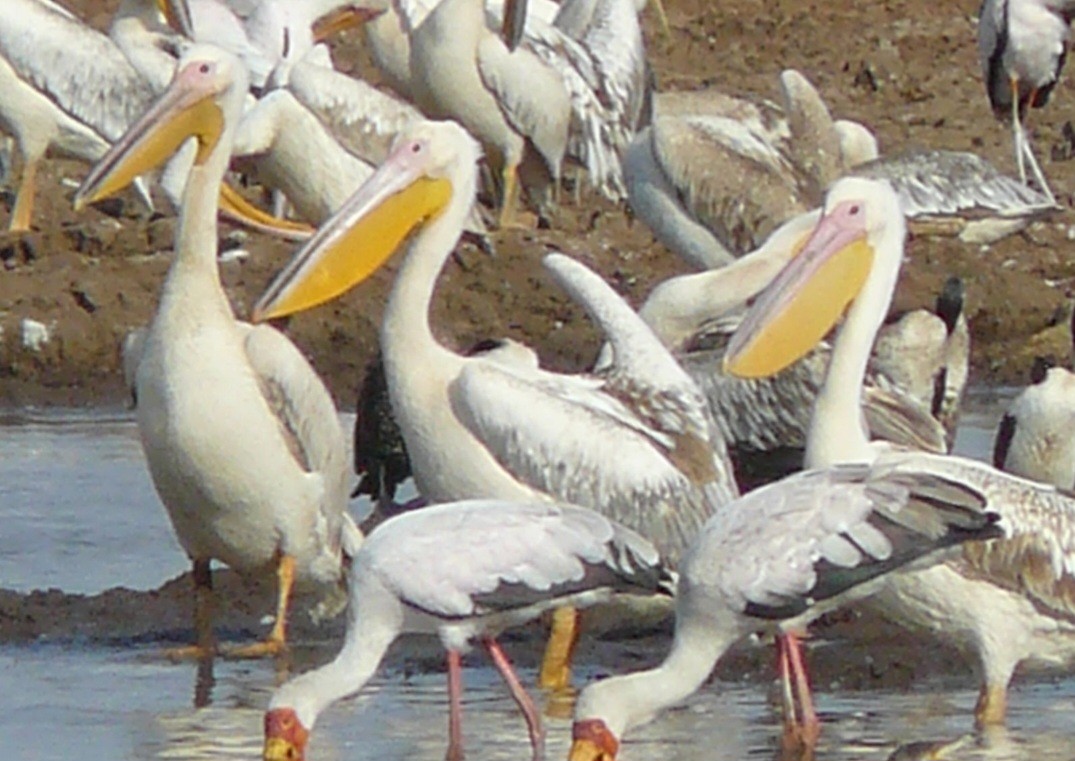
top-left (6, 0), bottom-right (1075, 759)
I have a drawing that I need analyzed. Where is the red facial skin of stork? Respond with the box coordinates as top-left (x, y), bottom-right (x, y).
top-left (568, 718), bottom-right (621, 761)
top-left (263, 707), bottom-right (310, 761)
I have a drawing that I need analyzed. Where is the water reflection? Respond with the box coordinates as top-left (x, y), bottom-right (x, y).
top-left (5, 398), bottom-right (1075, 761)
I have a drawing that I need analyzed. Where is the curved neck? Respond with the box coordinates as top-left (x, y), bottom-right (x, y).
top-left (380, 163), bottom-right (475, 374)
top-left (805, 220), bottom-right (904, 468)
top-left (576, 613), bottom-right (737, 738)
top-left (271, 580), bottom-right (403, 729)
top-left (160, 123), bottom-right (234, 313)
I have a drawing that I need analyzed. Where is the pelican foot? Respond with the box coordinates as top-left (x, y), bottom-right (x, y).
top-left (163, 643), bottom-right (218, 662)
top-left (224, 637), bottom-right (288, 660)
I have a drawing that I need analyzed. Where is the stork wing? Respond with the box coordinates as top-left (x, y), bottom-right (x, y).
top-left (687, 463), bottom-right (996, 620)
top-left (362, 500), bottom-right (671, 618)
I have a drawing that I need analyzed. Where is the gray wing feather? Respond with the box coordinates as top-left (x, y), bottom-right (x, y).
top-left (362, 500), bottom-right (671, 618)
top-left (0, 0), bottom-right (155, 141)
top-left (243, 324), bottom-right (351, 532)
top-left (451, 362), bottom-right (729, 564)
top-left (684, 463), bottom-right (997, 620)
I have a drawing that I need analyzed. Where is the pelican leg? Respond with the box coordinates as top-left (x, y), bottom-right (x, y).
top-left (537, 605), bottom-right (581, 691)
top-left (165, 558), bottom-right (218, 661)
top-left (8, 155), bottom-right (37, 232)
top-left (446, 649), bottom-right (465, 761)
top-left (648, 0), bottom-right (672, 39)
top-left (228, 553), bottom-right (294, 659)
top-left (483, 637), bottom-right (545, 761)
top-left (974, 682), bottom-right (1009, 728)
top-left (498, 160), bottom-right (521, 229)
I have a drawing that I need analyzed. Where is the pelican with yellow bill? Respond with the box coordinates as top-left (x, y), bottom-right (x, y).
top-left (253, 120), bottom-right (738, 693)
top-left (74, 45), bottom-right (361, 661)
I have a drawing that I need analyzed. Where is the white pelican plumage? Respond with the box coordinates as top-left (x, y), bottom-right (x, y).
top-left (408, 0), bottom-right (571, 226)
top-left (637, 209), bottom-right (964, 488)
top-left (0, 0), bottom-right (158, 231)
top-left (262, 499), bottom-right (673, 761)
top-left (978, 0), bottom-right (1071, 201)
top-left (994, 314), bottom-right (1075, 489)
top-left (567, 461), bottom-right (1002, 760)
top-left (623, 70), bottom-right (845, 269)
top-left (74, 45), bottom-right (361, 658)
top-left (252, 119), bottom-right (738, 686)
top-left (724, 176), bottom-right (1075, 728)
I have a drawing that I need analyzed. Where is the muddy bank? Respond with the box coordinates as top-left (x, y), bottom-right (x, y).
top-left (3, 0), bottom-right (1075, 408)
top-left (0, 569), bottom-right (982, 696)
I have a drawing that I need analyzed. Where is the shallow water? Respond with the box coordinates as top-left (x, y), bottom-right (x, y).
top-left (3, 392), bottom-right (1074, 761)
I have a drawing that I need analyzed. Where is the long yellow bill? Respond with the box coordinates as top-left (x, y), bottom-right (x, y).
top-left (252, 141), bottom-right (452, 322)
top-left (311, 6), bottom-right (385, 43)
top-left (218, 184), bottom-right (315, 241)
top-left (724, 202), bottom-right (874, 379)
top-left (74, 62), bottom-right (224, 210)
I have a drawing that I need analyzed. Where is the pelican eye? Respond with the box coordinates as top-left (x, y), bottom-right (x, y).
top-left (199, 63), bottom-right (211, 74)
top-left (411, 142), bottom-right (423, 154)
top-left (848, 204), bottom-right (861, 215)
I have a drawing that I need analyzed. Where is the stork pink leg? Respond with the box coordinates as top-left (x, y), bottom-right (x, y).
top-left (482, 637), bottom-right (546, 760)
top-left (446, 650), bottom-right (465, 761)
top-left (784, 631), bottom-right (820, 747)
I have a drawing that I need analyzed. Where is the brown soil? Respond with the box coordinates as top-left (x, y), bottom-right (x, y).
top-left (5, 0), bottom-right (1075, 409)
top-left (0, 0), bottom-right (1069, 690)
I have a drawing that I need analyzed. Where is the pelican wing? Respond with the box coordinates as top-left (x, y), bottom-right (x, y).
top-left (518, 16), bottom-right (630, 198)
top-left (477, 33), bottom-right (571, 178)
top-left (451, 362), bottom-right (730, 565)
top-left (242, 323), bottom-right (351, 522)
top-left (879, 450), bottom-right (1075, 620)
top-left (284, 60), bottom-right (422, 166)
top-left (649, 115), bottom-right (806, 255)
top-left (861, 385), bottom-right (948, 454)
top-left (361, 500), bottom-right (672, 618)
top-left (851, 149), bottom-right (1058, 218)
top-left (0, 0), bottom-right (155, 142)
top-left (685, 463), bottom-right (995, 620)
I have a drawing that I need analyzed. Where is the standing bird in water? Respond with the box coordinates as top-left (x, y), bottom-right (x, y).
top-left (978, 0), bottom-right (1075, 203)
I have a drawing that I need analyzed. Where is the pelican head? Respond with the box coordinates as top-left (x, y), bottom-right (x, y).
top-left (723, 177), bottom-right (905, 378)
top-left (74, 45), bottom-right (248, 210)
top-left (568, 717), bottom-right (620, 761)
top-left (252, 121), bottom-right (477, 322)
top-left (263, 707), bottom-right (310, 761)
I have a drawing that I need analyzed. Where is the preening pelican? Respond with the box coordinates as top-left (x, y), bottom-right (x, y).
top-left (724, 176), bottom-right (1075, 729)
top-left (978, 0), bottom-right (1071, 201)
top-left (623, 71), bottom-right (846, 269)
top-left (253, 120), bottom-right (738, 686)
top-left (637, 209), bottom-right (961, 488)
top-left (262, 499), bottom-right (673, 761)
top-left (994, 311), bottom-right (1075, 489)
top-left (0, 0), bottom-right (157, 231)
top-left (74, 45), bottom-right (361, 658)
top-left (567, 462), bottom-right (1002, 760)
